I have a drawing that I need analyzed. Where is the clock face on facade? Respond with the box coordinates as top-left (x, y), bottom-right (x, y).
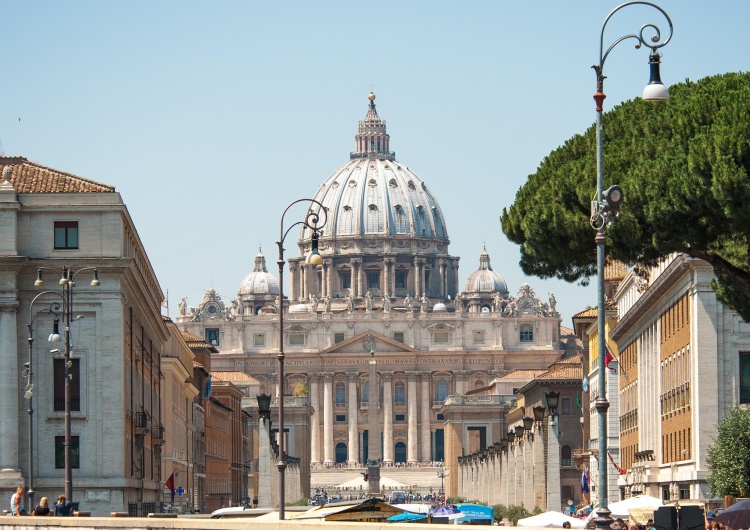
top-left (518, 297), bottom-right (535, 313)
top-left (205, 302), bottom-right (220, 317)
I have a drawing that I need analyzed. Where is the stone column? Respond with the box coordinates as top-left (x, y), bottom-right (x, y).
top-left (0, 301), bottom-right (20, 477)
top-left (413, 257), bottom-right (421, 296)
top-left (347, 373), bottom-right (359, 465)
top-left (406, 371), bottom-right (419, 463)
top-left (546, 416), bottom-right (561, 511)
top-left (323, 373), bottom-right (334, 465)
top-left (524, 434), bottom-right (534, 509)
top-left (299, 264), bottom-right (307, 301)
top-left (349, 260), bottom-right (357, 297)
top-left (381, 372), bottom-right (394, 464)
top-left (310, 374), bottom-right (321, 465)
top-left (325, 260), bottom-right (333, 298)
top-left (420, 373), bottom-right (431, 462)
top-left (357, 260), bottom-right (364, 298)
top-left (289, 263), bottom-right (298, 303)
top-left (269, 373), bottom-right (279, 398)
top-left (257, 414), bottom-right (273, 508)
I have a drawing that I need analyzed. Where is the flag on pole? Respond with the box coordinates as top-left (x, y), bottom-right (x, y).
top-left (161, 290), bottom-right (169, 311)
top-left (604, 348), bottom-right (617, 373)
top-left (203, 374), bottom-right (212, 401)
top-left (165, 471), bottom-right (175, 502)
top-left (608, 451), bottom-right (627, 474)
top-left (581, 470), bottom-right (590, 493)
top-left (576, 392), bottom-right (582, 410)
top-left (582, 376), bottom-right (589, 393)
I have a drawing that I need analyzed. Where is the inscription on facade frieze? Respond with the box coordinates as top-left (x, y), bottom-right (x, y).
top-left (234, 357), bottom-right (494, 368)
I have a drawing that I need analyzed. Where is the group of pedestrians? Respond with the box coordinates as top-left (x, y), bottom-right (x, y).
top-left (7, 486), bottom-right (73, 517)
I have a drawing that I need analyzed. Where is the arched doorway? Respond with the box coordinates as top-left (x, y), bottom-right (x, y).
top-left (336, 442), bottom-right (348, 464)
top-left (394, 441), bottom-right (407, 463)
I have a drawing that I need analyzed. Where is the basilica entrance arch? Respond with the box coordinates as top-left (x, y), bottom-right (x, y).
top-left (394, 441), bottom-right (407, 463)
top-left (336, 442), bottom-right (347, 464)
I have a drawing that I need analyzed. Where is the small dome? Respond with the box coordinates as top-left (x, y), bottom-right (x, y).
top-left (290, 303), bottom-right (309, 313)
top-left (433, 302), bottom-right (448, 312)
top-left (464, 247), bottom-right (508, 294)
top-left (239, 250), bottom-right (279, 297)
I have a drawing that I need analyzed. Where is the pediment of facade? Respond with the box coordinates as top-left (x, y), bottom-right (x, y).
top-left (320, 330), bottom-right (417, 355)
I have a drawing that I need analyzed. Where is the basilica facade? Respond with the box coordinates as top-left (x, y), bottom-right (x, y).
top-left (176, 93), bottom-right (565, 467)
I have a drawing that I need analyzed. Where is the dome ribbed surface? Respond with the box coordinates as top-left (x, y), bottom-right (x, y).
top-left (239, 250), bottom-right (279, 296)
top-left (464, 247), bottom-right (508, 293)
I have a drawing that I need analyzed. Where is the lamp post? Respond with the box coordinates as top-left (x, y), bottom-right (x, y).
top-left (276, 199), bottom-right (328, 520)
top-left (590, 4), bottom-right (672, 527)
top-left (437, 460), bottom-right (445, 497)
top-left (34, 266), bottom-right (100, 504)
top-left (25, 295), bottom-right (64, 509)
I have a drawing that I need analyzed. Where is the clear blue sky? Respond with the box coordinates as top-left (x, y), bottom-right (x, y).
top-left (2, 1), bottom-right (749, 327)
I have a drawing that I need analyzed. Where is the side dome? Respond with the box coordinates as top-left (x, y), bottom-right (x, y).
top-left (239, 250), bottom-right (279, 297)
top-left (464, 247), bottom-right (508, 293)
top-left (299, 93), bottom-right (449, 250)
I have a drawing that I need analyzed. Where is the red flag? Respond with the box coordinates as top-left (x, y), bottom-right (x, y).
top-left (608, 452), bottom-right (626, 474)
top-left (165, 471), bottom-right (175, 493)
top-left (604, 347), bottom-right (617, 372)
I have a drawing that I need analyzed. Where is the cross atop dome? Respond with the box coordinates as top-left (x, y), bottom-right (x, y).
top-left (352, 92), bottom-right (395, 161)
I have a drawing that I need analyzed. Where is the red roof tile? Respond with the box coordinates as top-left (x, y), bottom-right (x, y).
top-left (1, 157), bottom-right (115, 193)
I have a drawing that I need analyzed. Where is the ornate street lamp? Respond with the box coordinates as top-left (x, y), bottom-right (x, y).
top-left (590, 4), bottom-right (672, 527)
top-left (275, 199), bottom-right (328, 519)
top-left (545, 391), bottom-right (560, 419)
top-left (34, 266), bottom-right (99, 505)
top-left (532, 405), bottom-right (546, 424)
top-left (515, 423), bottom-right (525, 442)
top-left (506, 429), bottom-right (515, 445)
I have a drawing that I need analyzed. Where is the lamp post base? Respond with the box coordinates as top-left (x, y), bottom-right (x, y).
top-left (367, 465), bottom-right (380, 497)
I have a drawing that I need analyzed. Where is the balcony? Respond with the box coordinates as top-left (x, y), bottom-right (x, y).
top-left (135, 412), bottom-right (149, 437)
top-left (152, 423), bottom-right (165, 446)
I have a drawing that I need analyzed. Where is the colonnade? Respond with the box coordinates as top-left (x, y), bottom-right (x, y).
top-left (456, 419), bottom-right (560, 511)
top-left (307, 370), bottom-right (454, 465)
top-left (287, 257), bottom-right (459, 302)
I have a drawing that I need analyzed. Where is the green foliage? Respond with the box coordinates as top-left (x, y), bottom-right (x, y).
top-left (449, 496), bottom-right (466, 505)
top-left (500, 72), bottom-right (750, 320)
top-left (706, 405), bottom-right (750, 496)
top-left (532, 505), bottom-right (543, 515)
top-left (291, 380), bottom-right (309, 397)
top-left (492, 504), bottom-right (531, 524)
top-left (286, 498), bottom-right (309, 506)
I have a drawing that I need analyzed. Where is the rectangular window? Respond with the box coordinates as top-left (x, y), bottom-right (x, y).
top-left (335, 385), bottom-right (345, 404)
top-left (342, 274), bottom-right (351, 289)
top-left (395, 271), bottom-right (407, 289)
top-left (205, 328), bottom-right (219, 346)
top-left (334, 333), bottom-right (345, 344)
top-left (55, 435), bottom-right (80, 468)
top-left (561, 397), bottom-right (571, 415)
top-left (436, 414), bottom-right (444, 421)
top-left (393, 332), bottom-right (404, 343)
top-left (473, 330), bottom-right (485, 344)
top-left (520, 325), bottom-right (533, 342)
top-left (395, 414), bottom-right (406, 422)
top-left (54, 221), bottom-right (79, 250)
top-left (289, 334), bottom-right (305, 346)
top-left (367, 271), bottom-right (380, 289)
top-left (741, 352), bottom-right (750, 403)
top-left (434, 332), bottom-right (449, 344)
top-left (54, 358), bottom-right (80, 412)
top-left (679, 485), bottom-right (690, 500)
top-left (254, 334), bottom-right (265, 347)
top-left (395, 385), bottom-right (405, 403)
top-left (335, 414), bottom-right (346, 423)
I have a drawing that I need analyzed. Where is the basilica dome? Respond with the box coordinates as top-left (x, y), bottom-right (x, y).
top-left (299, 93), bottom-right (449, 252)
top-left (238, 250), bottom-right (279, 297)
top-left (464, 247), bottom-right (508, 294)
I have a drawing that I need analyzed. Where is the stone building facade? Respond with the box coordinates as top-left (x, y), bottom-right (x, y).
top-left (176, 94), bottom-right (566, 481)
top-left (611, 253), bottom-right (750, 500)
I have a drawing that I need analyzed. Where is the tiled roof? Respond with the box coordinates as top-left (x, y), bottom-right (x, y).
top-left (573, 308), bottom-right (597, 318)
top-left (499, 369), bottom-right (545, 379)
top-left (213, 371), bottom-right (258, 383)
top-left (181, 330), bottom-right (203, 342)
top-left (560, 325), bottom-right (575, 336)
top-left (0, 157), bottom-right (115, 193)
top-left (536, 365), bottom-right (583, 380)
top-left (605, 258), bottom-right (628, 281)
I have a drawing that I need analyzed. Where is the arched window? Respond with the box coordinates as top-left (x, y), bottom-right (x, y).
top-left (436, 380), bottom-right (449, 401)
top-left (395, 382), bottom-right (405, 404)
top-left (363, 380), bottom-right (369, 402)
top-left (335, 383), bottom-right (345, 404)
top-left (561, 445), bottom-right (572, 467)
top-left (474, 380), bottom-right (485, 390)
top-left (394, 442), bottom-right (407, 463)
top-left (335, 442), bottom-right (348, 464)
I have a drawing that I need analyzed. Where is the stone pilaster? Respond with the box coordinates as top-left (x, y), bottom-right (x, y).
top-left (406, 371), bottom-right (419, 463)
top-left (0, 301), bottom-right (20, 479)
top-left (347, 373), bottom-right (359, 465)
top-left (381, 372), bottom-right (394, 463)
top-left (309, 374), bottom-right (321, 464)
top-left (420, 373), bottom-right (431, 461)
top-left (322, 373), bottom-right (334, 465)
